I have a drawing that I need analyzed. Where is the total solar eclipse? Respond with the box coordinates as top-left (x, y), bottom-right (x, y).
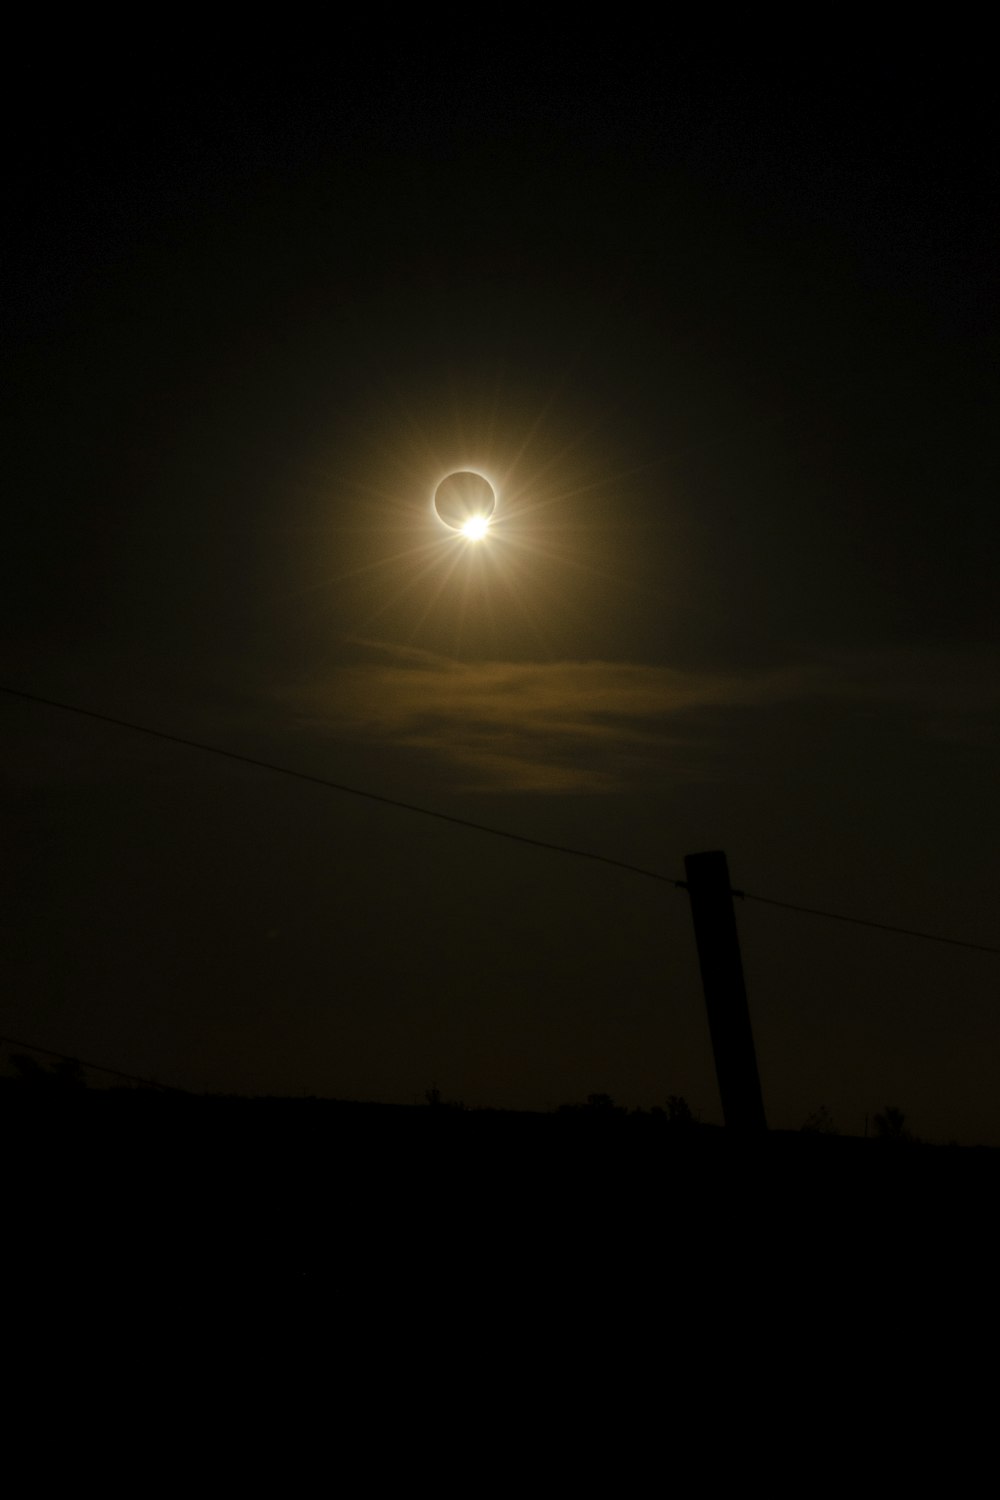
top-left (433, 471), bottom-right (496, 538)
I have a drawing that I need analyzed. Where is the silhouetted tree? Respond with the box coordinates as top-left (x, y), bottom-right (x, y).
top-left (585, 1093), bottom-right (622, 1113)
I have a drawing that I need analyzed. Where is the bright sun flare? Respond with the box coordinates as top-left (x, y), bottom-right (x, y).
top-left (461, 516), bottom-right (490, 540)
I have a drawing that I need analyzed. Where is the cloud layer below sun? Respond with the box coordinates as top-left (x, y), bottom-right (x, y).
top-left (284, 640), bottom-right (999, 794)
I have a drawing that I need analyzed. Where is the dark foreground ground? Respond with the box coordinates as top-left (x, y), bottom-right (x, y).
top-left (7, 1086), bottom-right (996, 1458)
top-left (6, 1090), bottom-right (997, 1304)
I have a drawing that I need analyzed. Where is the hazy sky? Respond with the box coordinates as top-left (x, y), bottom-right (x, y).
top-left (4, 49), bottom-right (998, 1140)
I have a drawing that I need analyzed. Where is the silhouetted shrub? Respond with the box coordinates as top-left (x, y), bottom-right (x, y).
top-left (9, 1054), bottom-right (50, 1086)
top-left (801, 1106), bottom-right (838, 1135)
top-left (424, 1085), bottom-right (464, 1111)
top-left (53, 1058), bottom-right (85, 1089)
top-left (873, 1105), bottom-right (917, 1144)
top-left (7, 1053), bottom-right (87, 1088)
top-left (665, 1095), bottom-right (695, 1128)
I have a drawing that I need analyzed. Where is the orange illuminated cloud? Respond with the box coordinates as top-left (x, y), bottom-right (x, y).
top-left (283, 641), bottom-right (1000, 794)
top-left (288, 643), bottom-right (805, 792)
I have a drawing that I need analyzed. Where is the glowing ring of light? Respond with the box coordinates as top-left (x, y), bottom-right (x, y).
top-left (433, 471), bottom-right (497, 536)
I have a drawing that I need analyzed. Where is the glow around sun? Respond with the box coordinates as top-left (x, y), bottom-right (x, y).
top-left (313, 408), bottom-right (611, 657)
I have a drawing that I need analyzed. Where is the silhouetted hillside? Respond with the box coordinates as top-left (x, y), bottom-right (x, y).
top-left (6, 1084), bottom-right (998, 1307)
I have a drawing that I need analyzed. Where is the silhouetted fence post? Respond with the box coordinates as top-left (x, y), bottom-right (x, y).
top-left (684, 850), bottom-right (767, 1133)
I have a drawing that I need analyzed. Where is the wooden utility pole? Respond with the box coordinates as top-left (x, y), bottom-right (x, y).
top-left (684, 850), bottom-right (767, 1133)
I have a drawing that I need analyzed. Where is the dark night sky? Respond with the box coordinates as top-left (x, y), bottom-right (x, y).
top-left (3, 48), bottom-right (998, 1141)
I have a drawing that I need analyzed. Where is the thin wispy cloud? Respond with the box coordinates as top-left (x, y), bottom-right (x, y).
top-left (283, 639), bottom-right (1000, 793)
top-left (286, 643), bottom-right (789, 792)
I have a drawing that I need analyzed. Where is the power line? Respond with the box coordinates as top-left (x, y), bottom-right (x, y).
top-left (0, 684), bottom-right (679, 887)
top-left (5, 682), bottom-right (998, 958)
top-left (734, 890), bottom-right (1000, 957)
top-left (0, 1032), bottom-right (190, 1092)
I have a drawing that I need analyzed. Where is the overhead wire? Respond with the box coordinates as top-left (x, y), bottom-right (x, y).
top-left (0, 1031), bottom-right (190, 1092)
top-left (733, 890), bottom-right (1000, 957)
top-left (3, 682), bottom-right (998, 956)
top-left (0, 684), bottom-right (677, 886)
